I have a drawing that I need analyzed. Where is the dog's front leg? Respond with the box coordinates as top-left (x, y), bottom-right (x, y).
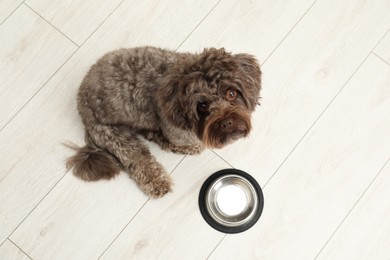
top-left (141, 130), bottom-right (204, 155)
top-left (87, 125), bottom-right (173, 198)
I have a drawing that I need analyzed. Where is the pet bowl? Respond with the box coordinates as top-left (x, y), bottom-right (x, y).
top-left (199, 169), bottom-right (264, 233)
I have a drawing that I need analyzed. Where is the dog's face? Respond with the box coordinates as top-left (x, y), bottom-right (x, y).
top-left (158, 48), bottom-right (261, 149)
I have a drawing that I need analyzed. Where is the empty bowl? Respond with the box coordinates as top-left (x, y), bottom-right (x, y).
top-left (199, 169), bottom-right (264, 233)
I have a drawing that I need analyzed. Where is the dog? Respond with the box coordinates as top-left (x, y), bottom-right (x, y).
top-left (67, 46), bottom-right (261, 198)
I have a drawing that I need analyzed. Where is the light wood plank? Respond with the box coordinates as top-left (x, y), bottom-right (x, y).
top-left (101, 150), bottom-right (227, 259)
top-left (11, 174), bottom-right (149, 260)
top-left (209, 54), bottom-right (390, 259)
top-left (211, 0), bottom-right (390, 186)
top-left (0, 4), bottom-right (76, 129)
top-left (25, 0), bottom-right (123, 45)
top-left (0, 0), bottom-right (23, 24)
top-left (374, 30), bottom-right (390, 64)
top-left (179, 0), bottom-right (315, 56)
top-left (3, 0), bottom-right (219, 256)
top-left (317, 161), bottom-right (390, 260)
top-left (0, 240), bottom-right (30, 260)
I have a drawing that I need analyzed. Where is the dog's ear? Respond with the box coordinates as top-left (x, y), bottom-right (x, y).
top-left (157, 77), bottom-right (191, 130)
top-left (234, 53), bottom-right (262, 110)
top-left (197, 48), bottom-right (242, 84)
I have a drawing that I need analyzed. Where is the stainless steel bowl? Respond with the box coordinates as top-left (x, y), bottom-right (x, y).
top-left (199, 169), bottom-right (264, 233)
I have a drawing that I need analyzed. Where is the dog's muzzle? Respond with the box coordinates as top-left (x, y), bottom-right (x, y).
top-left (202, 107), bottom-right (251, 148)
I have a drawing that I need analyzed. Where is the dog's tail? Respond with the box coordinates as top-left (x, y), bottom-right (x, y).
top-left (65, 142), bottom-right (121, 181)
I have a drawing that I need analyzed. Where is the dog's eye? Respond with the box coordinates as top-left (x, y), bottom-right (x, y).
top-left (197, 102), bottom-right (209, 113)
top-left (226, 89), bottom-right (238, 101)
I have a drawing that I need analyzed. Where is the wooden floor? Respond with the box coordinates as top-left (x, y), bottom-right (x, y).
top-left (1, 0), bottom-right (389, 259)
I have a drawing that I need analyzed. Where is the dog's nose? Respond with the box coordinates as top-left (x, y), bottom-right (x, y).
top-left (220, 118), bottom-right (234, 130)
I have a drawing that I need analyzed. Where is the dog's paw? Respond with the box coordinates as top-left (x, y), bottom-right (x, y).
top-left (143, 174), bottom-right (173, 198)
top-left (130, 158), bottom-right (173, 198)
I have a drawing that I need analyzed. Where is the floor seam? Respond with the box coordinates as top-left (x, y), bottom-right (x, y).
top-left (211, 150), bottom-right (234, 168)
top-left (262, 0), bottom-right (319, 65)
top-left (0, 47), bottom-right (79, 133)
top-left (263, 52), bottom-right (371, 189)
top-left (8, 238), bottom-right (33, 260)
top-left (370, 27), bottom-right (390, 66)
top-left (24, 3), bottom-right (80, 47)
top-left (97, 198), bottom-right (150, 259)
top-left (372, 52), bottom-right (390, 66)
top-left (206, 234), bottom-right (227, 259)
top-left (0, 1), bottom-right (25, 26)
top-left (8, 170), bottom-right (70, 240)
top-left (371, 27), bottom-right (390, 52)
top-left (314, 157), bottom-right (390, 259)
top-left (176, 0), bottom-right (224, 51)
top-left (78, 0), bottom-right (127, 47)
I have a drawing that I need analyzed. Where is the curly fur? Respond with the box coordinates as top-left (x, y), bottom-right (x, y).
top-left (67, 46), bottom-right (261, 198)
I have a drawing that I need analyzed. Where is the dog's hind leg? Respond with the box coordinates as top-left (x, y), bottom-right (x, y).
top-left (86, 125), bottom-right (172, 198)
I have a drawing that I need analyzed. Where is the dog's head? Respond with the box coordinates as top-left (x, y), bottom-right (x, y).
top-left (158, 48), bottom-right (261, 148)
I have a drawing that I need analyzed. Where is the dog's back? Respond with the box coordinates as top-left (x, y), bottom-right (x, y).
top-left (77, 46), bottom-right (178, 131)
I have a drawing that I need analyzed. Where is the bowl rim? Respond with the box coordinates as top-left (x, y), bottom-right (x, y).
top-left (199, 168), bottom-right (264, 234)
